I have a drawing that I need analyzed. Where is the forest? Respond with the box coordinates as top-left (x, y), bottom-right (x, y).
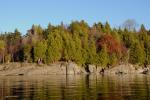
top-left (0, 20), bottom-right (150, 67)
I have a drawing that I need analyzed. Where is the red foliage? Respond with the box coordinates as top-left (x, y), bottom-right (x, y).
top-left (97, 35), bottom-right (127, 56)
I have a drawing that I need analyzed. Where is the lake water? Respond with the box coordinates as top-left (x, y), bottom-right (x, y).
top-left (0, 74), bottom-right (150, 100)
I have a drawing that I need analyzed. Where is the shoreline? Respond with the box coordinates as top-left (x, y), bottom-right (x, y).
top-left (0, 62), bottom-right (149, 76)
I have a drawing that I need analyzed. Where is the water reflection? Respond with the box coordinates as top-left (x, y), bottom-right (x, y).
top-left (0, 74), bottom-right (150, 100)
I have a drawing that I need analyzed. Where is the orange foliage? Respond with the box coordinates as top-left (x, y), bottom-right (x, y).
top-left (97, 34), bottom-right (126, 56)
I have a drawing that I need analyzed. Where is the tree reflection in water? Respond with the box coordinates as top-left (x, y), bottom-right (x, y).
top-left (0, 74), bottom-right (150, 100)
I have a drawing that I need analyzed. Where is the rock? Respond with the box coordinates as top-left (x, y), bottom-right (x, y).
top-left (140, 68), bottom-right (149, 74)
top-left (115, 71), bottom-right (127, 75)
top-left (105, 64), bottom-right (136, 74)
top-left (66, 62), bottom-right (88, 75)
top-left (18, 73), bottom-right (24, 76)
top-left (96, 67), bottom-right (102, 74)
top-left (2, 62), bottom-right (149, 76)
top-left (66, 62), bottom-right (75, 74)
top-left (81, 67), bottom-right (88, 74)
top-left (88, 65), bottom-right (96, 73)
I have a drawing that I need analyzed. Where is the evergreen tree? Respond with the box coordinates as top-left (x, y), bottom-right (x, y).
top-left (46, 29), bottom-right (63, 63)
top-left (147, 42), bottom-right (150, 64)
top-left (0, 21), bottom-right (149, 67)
top-left (129, 41), bottom-right (145, 64)
top-left (109, 53), bottom-right (118, 66)
top-left (122, 29), bottom-right (137, 48)
top-left (72, 35), bottom-right (83, 65)
top-left (138, 24), bottom-right (149, 65)
top-left (0, 40), bottom-right (5, 63)
top-left (23, 44), bottom-right (32, 62)
top-left (104, 21), bottom-right (111, 34)
top-left (34, 40), bottom-right (47, 63)
top-left (86, 38), bottom-right (97, 64)
top-left (96, 45), bottom-right (109, 67)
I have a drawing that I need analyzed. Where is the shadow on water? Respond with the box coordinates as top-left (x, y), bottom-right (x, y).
top-left (0, 74), bottom-right (150, 100)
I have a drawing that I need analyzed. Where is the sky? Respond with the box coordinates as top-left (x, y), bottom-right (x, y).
top-left (0, 0), bottom-right (150, 34)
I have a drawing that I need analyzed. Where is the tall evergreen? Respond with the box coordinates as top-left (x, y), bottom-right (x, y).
top-left (96, 45), bottom-right (109, 67)
top-left (46, 29), bottom-right (63, 63)
top-left (23, 44), bottom-right (32, 62)
top-left (129, 41), bottom-right (145, 64)
top-left (0, 40), bottom-right (5, 63)
top-left (86, 38), bottom-right (97, 64)
top-left (104, 21), bottom-right (111, 34)
top-left (34, 40), bottom-right (47, 63)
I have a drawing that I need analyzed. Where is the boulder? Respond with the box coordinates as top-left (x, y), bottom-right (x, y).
top-left (105, 64), bottom-right (136, 74)
top-left (66, 62), bottom-right (75, 74)
top-left (138, 67), bottom-right (149, 74)
top-left (96, 67), bottom-right (102, 74)
top-left (88, 65), bottom-right (96, 73)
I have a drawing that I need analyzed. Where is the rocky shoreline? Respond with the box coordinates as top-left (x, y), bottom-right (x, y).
top-left (0, 62), bottom-right (149, 76)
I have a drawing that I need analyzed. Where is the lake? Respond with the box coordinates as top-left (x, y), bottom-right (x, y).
top-left (0, 74), bottom-right (150, 100)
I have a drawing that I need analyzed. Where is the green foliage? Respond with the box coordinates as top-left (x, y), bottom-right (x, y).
top-left (61, 31), bottom-right (75, 61)
top-left (129, 41), bottom-right (145, 64)
top-left (5, 54), bottom-right (11, 63)
top-left (70, 20), bottom-right (89, 37)
top-left (0, 40), bottom-right (5, 63)
top-left (86, 38), bottom-right (97, 64)
top-left (109, 53), bottom-right (118, 66)
top-left (34, 40), bottom-right (47, 63)
top-left (122, 29), bottom-right (137, 48)
top-left (104, 21), bottom-right (111, 34)
top-left (23, 44), bottom-right (32, 62)
top-left (72, 35), bottom-right (84, 65)
top-left (0, 40), bottom-right (5, 51)
top-left (147, 44), bottom-right (150, 64)
top-left (96, 46), bottom-right (109, 67)
top-left (46, 29), bottom-right (63, 63)
top-left (0, 20), bottom-right (149, 67)
top-left (32, 25), bottom-right (43, 35)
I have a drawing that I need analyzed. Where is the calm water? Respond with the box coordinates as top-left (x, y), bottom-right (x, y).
top-left (0, 74), bottom-right (150, 100)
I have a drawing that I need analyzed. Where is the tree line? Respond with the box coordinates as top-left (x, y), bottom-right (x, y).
top-left (0, 20), bottom-right (150, 67)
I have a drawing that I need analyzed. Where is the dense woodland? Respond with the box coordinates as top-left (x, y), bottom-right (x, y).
top-left (0, 20), bottom-right (150, 67)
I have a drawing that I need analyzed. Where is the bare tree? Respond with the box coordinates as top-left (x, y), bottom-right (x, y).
top-left (122, 19), bottom-right (138, 31)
